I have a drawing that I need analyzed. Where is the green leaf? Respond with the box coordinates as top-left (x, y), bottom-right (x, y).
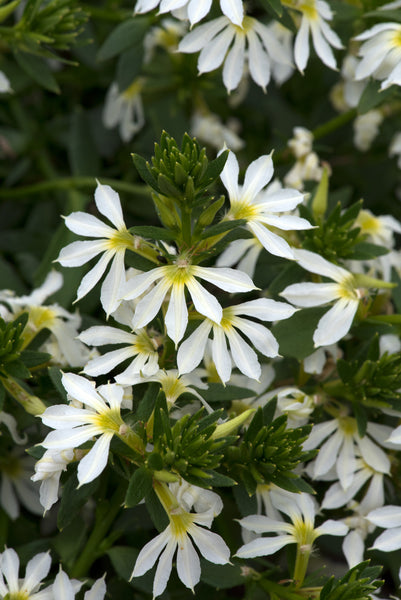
top-left (135, 382), bottom-right (159, 422)
top-left (125, 466), bottom-right (153, 508)
top-left (357, 79), bottom-right (396, 114)
top-left (144, 488), bottom-right (169, 532)
top-left (20, 349), bottom-right (50, 367)
top-left (259, 0), bottom-right (283, 16)
top-left (68, 109), bottom-right (101, 176)
top-left (365, 8), bottom-right (401, 22)
top-left (152, 392), bottom-right (169, 442)
top-left (57, 471), bottom-right (99, 530)
top-left (0, 0), bottom-right (22, 24)
top-left (48, 366), bottom-right (67, 401)
top-left (129, 225), bottom-right (176, 241)
top-left (205, 470), bottom-right (236, 487)
top-left (199, 383), bottom-right (256, 405)
top-left (392, 268), bottom-right (401, 313)
top-left (14, 50), bottom-right (60, 93)
top-left (117, 46), bottom-right (144, 92)
top-left (198, 149), bottom-right (229, 188)
top-left (272, 307), bottom-right (327, 360)
top-left (131, 154), bottom-right (160, 192)
top-left (350, 242), bottom-right (389, 260)
top-left (200, 559), bottom-right (245, 589)
top-left (53, 516), bottom-right (87, 567)
top-left (97, 17), bottom-right (149, 61)
top-left (199, 219), bottom-right (247, 240)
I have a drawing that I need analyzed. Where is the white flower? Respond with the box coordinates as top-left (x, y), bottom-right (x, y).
top-left (57, 182), bottom-right (135, 317)
top-left (288, 127), bottom-right (314, 158)
top-left (0, 451), bottom-right (43, 520)
top-left (135, 0), bottom-right (244, 27)
top-left (31, 449), bottom-right (75, 513)
top-left (284, 151), bottom-right (323, 190)
top-left (353, 109), bottom-right (383, 152)
top-left (0, 270), bottom-right (90, 368)
top-left (354, 22), bottom-right (401, 90)
top-left (355, 208), bottom-right (401, 249)
top-left (216, 238), bottom-right (263, 278)
top-left (178, 16), bottom-right (293, 93)
top-left (131, 481), bottom-right (230, 597)
top-left (303, 416), bottom-right (392, 490)
top-left (79, 322), bottom-right (161, 378)
top-left (367, 505), bottom-right (401, 576)
top-left (45, 568), bottom-right (83, 600)
top-left (303, 343), bottom-right (339, 374)
top-left (221, 151), bottom-right (312, 259)
top-left (236, 492), bottom-right (347, 559)
top-left (177, 299), bottom-right (296, 384)
top-left (122, 257), bottom-right (256, 345)
top-left (40, 373), bottom-right (127, 486)
top-left (0, 548), bottom-right (52, 599)
top-left (191, 111), bottom-right (244, 152)
top-left (103, 80), bottom-right (145, 142)
top-left (280, 249), bottom-right (362, 347)
top-left (275, 387), bottom-right (315, 427)
top-left (0, 71), bottom-right (12, 94)
top-left (283, 0), bottom-right (343, 72)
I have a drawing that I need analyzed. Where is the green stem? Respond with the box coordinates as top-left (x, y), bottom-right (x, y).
top-left (293, 547), bottom-right (311, 588)
top-left (70, 482), bottom-right (126, 579)
top-left (312, 108), bottom-right (357, 140)
top-left (0, 177), bottom-right (149, 199)
top-left (258, 579), bottom-right (305, 600)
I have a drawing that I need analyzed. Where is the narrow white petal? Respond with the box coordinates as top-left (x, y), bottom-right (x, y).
top-left (212, 326), bottom-right (232, 383)
top-left (236, 534), bottom-right (293, 558)
top-left (248, 221), bottom-right (294, 259)
top-left (84, 577), bottom-right (107, 600)
top-left (42, 425), bottom-right (100, 450)
top-left (193, 265), bottom-right (256, 293)
top-left (123, 267), bottom-right (166, 300)
top-left (62, 372), bottom-right (106, 413)
top-left (177, 320), bottom-right (212, 374)
top-left (322, 470), bottom-right (370, 509)
top-left (100, 251), bottom-right (127, 316)
top-left (243, 155), bottom-right (274, 202)
top-left (232, 298), bottom-right (296, 321)
top-left (337, 434), bottom-right (355, 490)
top-left (313, 299), bottom-right (358, 347)
top-left (83, 347), bottom-right (135, 376)
top-left (1, 548), bottom-right (20, 593)
top-left (232, 317), bottom-right (279, 358)
top-left (371, 527), bottom-right (401, 552)
top-left (187, 0), bottom-right (212, 24)
top-left (75, 250), bottom-right (114, 303)
top-left (179, 18), bottom-right (228, 53)
top-left (221, 0), bottom-right (243, 25)
top-left (165, 282), bottom-right (188, 345)
top-left (198, 28), bottom-right (234, 74)
top-left (131, 529), bottom-right (170, 578)
top-left (52, 569), bottom-right (75, 600)
top-left (41, 405), bottom-right (95, 429)
top-left (356, 435), bottom-right (390, 473)
top-left (222, 32), bottom-right (245, 92)
top-left (176, 535), bottom-right (201, 591)
top-left (303, 419), bottom-right (338, 450)
top-left (310, 19), bottom-right (337, 70)
top-left (316, 519), bottom-right (348, 537)
top-left (313, 430), bottom-right (343, 478)
top-left (256, 188), bottom-right (304, 212)
top-left (77, 433), bottom-right (113, 485)
top-left (239, 515), bottom-right (289, 534)
top-left (153, 538), bottom-right (176, 598)
top-left (343, 531), bottom-right (365, 569)
top-left (132, 278), bottom-right (172, 329)
top-left (247, 29), bottom-right (271, 90)
top-left (63, 212), bottom-right (114, 239)
top-left (97, 383), bottom-right (124, 411)
top-left (95, 183), bottom-right (125, 230)
top-left (57, 240), bottom-right (108, 268)
top-left (220, 150), bottom-right (240, 203)
top-left (294, 17), bottom-right (310, 72)
top-left (293, 248), bottom-right (350, 282)
top-left (368, 505), bottom-right (401, 528)
top-left (186, 277), bottom-right (222, 323)
top-left (226, 327), bottom-right (261, 380)
top-left (79, 326), bottom-right (135, 346)
top-left (260, 214), bottom-right (314, 231)
top-left (280, 282), bottom-right (339, 307)
top-left (189, 525), bottom-right (230, 564)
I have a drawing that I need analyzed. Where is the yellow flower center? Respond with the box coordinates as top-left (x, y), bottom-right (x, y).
top-left (338, 274), bottom-right (359, 301)
top-left (356, 210), bottom-right (381, 235)
top-left (338, 416), bottom-right (357, 436)
top-left (134, 329), bottom-right (160, 355)
top-left (92, 408), bottom-right (124, 434)
top-left (282, 0), bottom-right (318, 19)
top-left (107, 229), bottom-right (136, 252)
top-left (391, 29), bottom-right (401, 48)
top-left (7, 592), bottom-right (30, 600)
top-left (170, 510), bottom-right (195, 541)
top-left (292, 515), bottom-right (317, 548)
top-left (122, 78), bottom-right (143, 100)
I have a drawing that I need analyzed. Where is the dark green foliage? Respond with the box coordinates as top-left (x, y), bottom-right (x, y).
top-left (225, 404), bottom-right (315, 495)
top-left (320, 561), bottom-right (383, 600)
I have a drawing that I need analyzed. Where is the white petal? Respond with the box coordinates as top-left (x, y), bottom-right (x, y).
top-left (294, 16), bottom-right (310, 72)
top-left (178, 17), bottom-right (229, 53)
top-left (192, 266), bottom-right (256, 293)
top-left (356, 435), bottom-right (390, 473)
top-left (220, 150), bottom-right (240, 203)
top-left (187, 0), bottom-right (212, 24)
top-left (95, 183), bottom-right (125, 230)
top-left (260, 214), bottom-right (313, 231)
top-left (42, 425), bottom-right (101, 450)
top-left (313, 299), bottom-right (358, 347)
top-left (189, 525), bottom-right (230, 564)
top-left (303, 419), bottom-right (338, 450)
top-left (1, 548), bottom-right (20, 592)
top-left (371, 526), bottom-right (401, 552)
top-left (310, 19), bottom-right (337, 70)
top-left (293, 248), bottom-right (350, 282)
top-left (100, 251), bottom-right (127, 316)
top-left (248, 221), bottom-right (294, 259)
top-left (239, 514), bottom-right (289, 534)
top-left (41, 405), bottom-right (95, 429)
top-left (243, 155), bottom-right (274, 202)
top-left (222, 32), bottom-right (245, 92)
top-left (63, 212), bottom-right (114, 239)
top-left (52, 569), bottom-right (75, 600)
top-left (83, 347), bottom-right (135, 376)
top-left (131, 278), bottom-right (172, 329)
top-left (337, 433), bottom-right (355, 490)
top-left (256, 188), bottom-right (304, 212)
top-left (232, 317), bottom-right (279, 358)
top-left (236, 534), bottom-right (293, 558)
top-left (177, 320), bottom-right (212, 374)
top-left (57, 240), bottom-right (108, 268)
top-left (24, 553), bottom-right (51, 594)
top-left (186, 277), bottom-right (222, 323)
top-left (198, 28), bottom-right (234, 74)
top-left (226, 327), bottom-right (261, 380)
top-left (62, 372), bottom-right (106, 413)
top-left (343, 531), bottom-right (365, 569)
top-left (232, 298), bottom-right (296, 321)
top-left (84, 577), bottom-right (107, 600)
top-left (77, 433), bottom-right (113, 485)
top-left (131, 529), bottom-right (170, 578)
top-left (280, 282), bottom-right (339, 307)
top-left (220, 0), bottom-right (243, 25)
top-left (315, 519), bottom-right (348, 537)
top-left (212, 326), bottom-right (232, 383)
top-left (165, 282), bottom-right (188, 345)
top-left (76, 250), bottom-right (114, 303)
top-left (247, 29), bottom-right (271, 90)
top-left (368, 505), bottom-right (401, 528)
top-left (176, 535), bottom-right (201, 591)
top-left (79, 326), bottom-right (135, 346)
top-left (153, 538), bottom-right (176, 598)
top-left (313, 429), bottom-right (343, 478)
top-left (123, 266), bottom-right (166, 300)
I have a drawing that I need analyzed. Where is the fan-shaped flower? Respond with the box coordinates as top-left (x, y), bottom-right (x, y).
top-left (354, 22), bottom-right (401, 90)
top-left (221, 151), bottom-right (312, 259)
top-left (103, 79), bottom-right (145, 142)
